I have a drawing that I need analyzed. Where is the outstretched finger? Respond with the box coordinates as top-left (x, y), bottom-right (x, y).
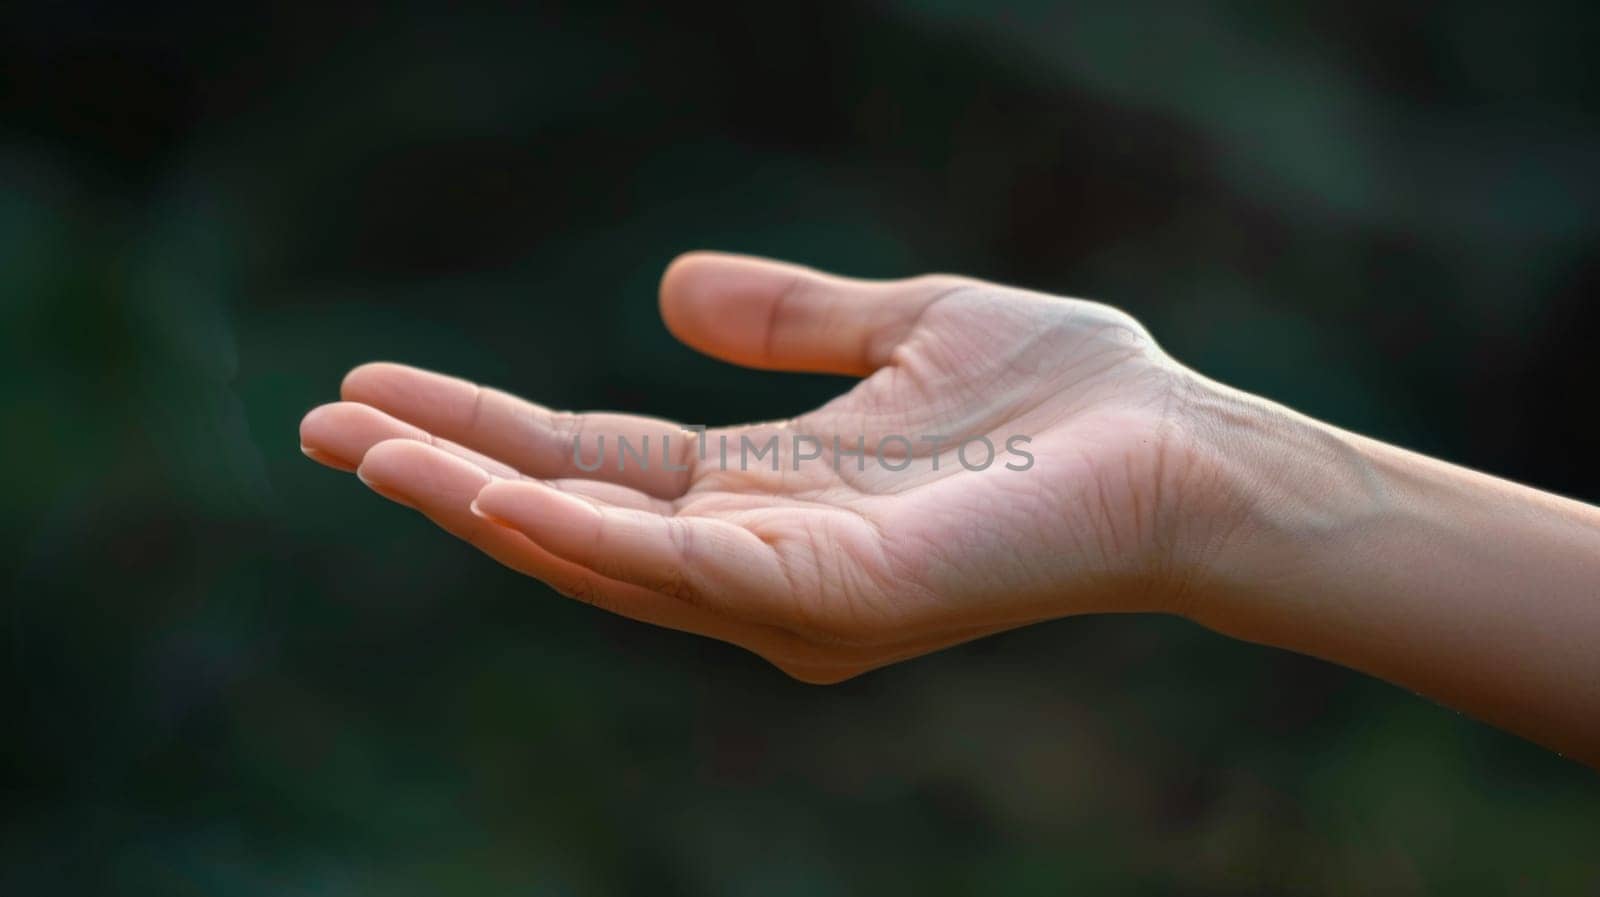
top-left (341, 362), bottom-right (699, 498)
top-left (350, 439), bottom-right (903, 669)
top-left (471, 478), bottom-right (810, 632)
top-left (300, 400), bottom-right (519, 477)
top-left (354, 439), bottom-right (739, 633)
top-left (300, 400), bottom-right (675, 513)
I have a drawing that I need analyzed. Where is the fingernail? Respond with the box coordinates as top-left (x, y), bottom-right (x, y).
top-left (469, 499), bottom-right (512, 528)
top-left (301, 444), bottom-right (356, 471)
top-left (356, 468), bottom-right (417, 510)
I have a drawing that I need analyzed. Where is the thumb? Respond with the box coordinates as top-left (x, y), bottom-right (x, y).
top-left (657, 251), bottom-right (970, 377)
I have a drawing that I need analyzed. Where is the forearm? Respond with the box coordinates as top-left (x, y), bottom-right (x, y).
top-left (1188, 386), bottom-right (1600, 765)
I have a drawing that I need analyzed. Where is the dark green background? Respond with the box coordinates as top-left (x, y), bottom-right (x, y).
top-left (5, 2), bottom-right (1598, 894)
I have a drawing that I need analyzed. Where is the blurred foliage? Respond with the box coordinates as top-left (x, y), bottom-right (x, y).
top-left (3, 2), bottom-right (1599, 894)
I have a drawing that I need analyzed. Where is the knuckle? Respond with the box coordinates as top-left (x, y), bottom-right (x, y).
top-left (548, 411), bottom-right (587, 447)
top-left (1078, 302), bottom-right (1155, 348)
top-left (906, 272), bottom-right (978, 296)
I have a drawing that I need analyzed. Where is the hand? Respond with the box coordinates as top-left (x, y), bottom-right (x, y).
top-left (300, 252), bottom-right (1243, 682)
top-left (301, 250), bottom-right (1600, 760)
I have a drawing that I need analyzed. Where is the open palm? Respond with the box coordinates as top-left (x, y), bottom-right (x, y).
top-left (301, 253), bottom-right (1212, 681)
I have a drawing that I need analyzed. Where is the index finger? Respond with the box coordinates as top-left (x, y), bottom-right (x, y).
top-left (341, 362), bottom-right (700, 499)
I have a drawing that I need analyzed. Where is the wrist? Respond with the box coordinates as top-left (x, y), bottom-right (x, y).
top-left (1160, 374), bottom-right (1388, 629)
top-left (1155, 369), bottom-right (1600, 763)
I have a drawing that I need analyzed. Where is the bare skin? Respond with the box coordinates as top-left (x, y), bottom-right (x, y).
top-left (300, 252), bottom-right (1600, 765)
